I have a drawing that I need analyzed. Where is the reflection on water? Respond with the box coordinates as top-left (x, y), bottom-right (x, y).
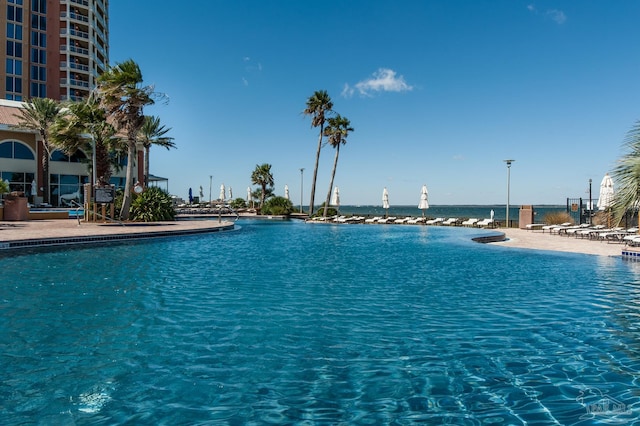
top-left (1, 220), bottom-right (639, 424)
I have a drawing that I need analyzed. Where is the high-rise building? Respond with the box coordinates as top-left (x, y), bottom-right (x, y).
top-left (1, 0), bottom-right (109, 101)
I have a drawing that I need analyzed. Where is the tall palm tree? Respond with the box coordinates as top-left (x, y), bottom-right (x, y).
top-left (52, 95), bottom-right (122, 185)
top-left (138, 115), bottom-right (175, 187)
top-left (97, 59), bottom-right (155, 220)
top-left (322, 114), bottom-right (354, 218)
top-left (303, 90), bottom-right (333, 215)
top-left (13, 97), bottom-right (61, 204)
top-left (251, 163), bottom-right (274, 209)
top-left (612, 121), bottom-right (640, 228)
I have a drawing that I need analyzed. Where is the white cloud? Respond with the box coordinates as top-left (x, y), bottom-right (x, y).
top-left (342, 68), bottom-right (413, 98)
top-left (527, 4), bottom-right (567, 24)
top-left (546, 9), bottom-right (566, 24)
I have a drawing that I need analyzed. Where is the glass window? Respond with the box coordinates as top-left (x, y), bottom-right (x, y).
top-left (13, 141), bottom-right (32, 159)
top-left (39, 66), bottom-right (45, 80)
top-left (38, 83), bottom-right (45, 97)
top-left (69, 150), bottom-right (87, 162)
top-left (15, 25), bottom-right (22, 40)
top-left (6, 41), bottom-right (14, 56)
top-left (50, 150), bottom-right (69, 162)
top-left (14, 43), bottom-right (22, 58)
top-left (31, 14), bottom-right (38, 29)
top-left (7, 23), bottom-right (14, 38)
top-left (0, 142), bottom-right (12, 158)
top-left (14, 78), bottom-right (21, 93)
top-left (7, 6), bottom-right (15, 21)
top-left (39, 33), bottom-right (45, 48)
top-left (30, 82), bottom-right (37, 97)
top-left (6, 59), bottom-right (13, 74)
top-left (6, 77), bottom-right (13, 92)
top-left (39, 50), bottom-right (45, 64)
top-left (15, 60), bottom-right (21, 75)
top-left (39, 16), bottom-right (45, 31)
top-left (30, 47), bottom-right (37, 63)
top-left (15, 8), bottom-right (22, 23)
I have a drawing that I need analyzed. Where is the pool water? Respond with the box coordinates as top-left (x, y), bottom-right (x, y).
top-left (2, 220), bottom-right (640, 424)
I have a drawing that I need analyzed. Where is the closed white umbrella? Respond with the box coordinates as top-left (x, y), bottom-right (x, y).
top-left (284, 185), bottom-right (290, 200)
top-left (597, 173), bottom-right (614, 211)
top-left (490, 209), bottom-right (495, 220)
top-left (229, 186), bottom-right (233, 200)
top-left (219, 183), bottom-right (226, 201)
top-left (418, 184), bottom-right (429, 217)
top-left (247, 186), bottom-right (251, 202)
top-left (382, 187), bottom-right (390, 217)
top-left (331, 186), bottom-right (340, 207)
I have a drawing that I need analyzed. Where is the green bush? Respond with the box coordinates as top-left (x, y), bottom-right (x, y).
top-left (313, 203), bottom-right (337, 217)
top-left (230, 197), bottom-right (247, 209)
top-left (129, 187), bottom-right (176, 222)
top-left (261, 196), bottom-right (294, 215)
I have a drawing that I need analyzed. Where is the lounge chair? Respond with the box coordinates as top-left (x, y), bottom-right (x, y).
top-left (542, 222), bottom-right (571, 233)
top-left (476, 218), bottom-right (494, 228)
top-left (426, 217), bottom-right (444, 225)
top-left (394, 217), bottom-right (409, 224)
top-left (406, 217), bottom-right (425, 224)
top-left (442, 218), bottom-right (460, 226)
top-left (461, 218), bottom-right (479, 227)
top-left (365, 216), bottom-right (381, 224)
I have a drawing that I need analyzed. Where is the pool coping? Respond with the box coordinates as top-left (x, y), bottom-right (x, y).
top-left (0, 220), bottom-right (235, 252)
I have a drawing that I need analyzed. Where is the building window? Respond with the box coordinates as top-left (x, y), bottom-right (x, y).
top-left (0, 140), bottom-right (35, 160)
top-left (50, 149), bottom-right (87, 163)
top-left (0, 171), bottom-right (35, 195)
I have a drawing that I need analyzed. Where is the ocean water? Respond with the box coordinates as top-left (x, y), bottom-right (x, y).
top-left (1, 219), bottom-right (639, 424)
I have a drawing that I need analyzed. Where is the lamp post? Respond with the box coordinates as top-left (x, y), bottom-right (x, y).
top-left (209, 175), bottom-right (212, 207)
top-left (588, 178), bottom-right (592, 224)
top-left (300, 168), bottom-right (304, 214)
top-left (504, 159), bottom-right (514, 228)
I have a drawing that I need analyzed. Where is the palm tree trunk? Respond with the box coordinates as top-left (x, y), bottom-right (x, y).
top-left (144, 145), bottom-right (150, 188)
top-left (120, 139), bottom-right (136, 220)
top-left (308, 127), bottom-right (323, 215)
top-left (323, 145), bottom-right (340, 218)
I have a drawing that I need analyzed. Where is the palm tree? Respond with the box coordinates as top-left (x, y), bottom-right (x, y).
top-left (612, 121), bottom-right (640, 228)
top-left (13, 97), bottom-right (61, 204)
top-left (303, 90), bottom-right (333, 215)
top-left (52, 95), bottom-right (122, 185)
top-left (97, 59), bottom-right (155, 220)
top-left (251, 163), bottom-right (274, 209)
top-left (322, 114), bottom-right (354, 218)
top-left (138, 115), bottom-right (175, 187)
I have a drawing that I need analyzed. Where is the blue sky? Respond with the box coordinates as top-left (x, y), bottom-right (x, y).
top-left (109, 1), bottom-right (640, 206)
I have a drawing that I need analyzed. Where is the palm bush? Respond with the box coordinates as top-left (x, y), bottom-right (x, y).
top-left (129, 187), bottom-right (175, 222)
top-left (261, 196), bottom-right (294, 215)
top-left (229, 198), bottom-right (247, 209)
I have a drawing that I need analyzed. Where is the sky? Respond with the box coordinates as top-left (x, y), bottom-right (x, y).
top-left (108, 1), bottom-right (640, 207)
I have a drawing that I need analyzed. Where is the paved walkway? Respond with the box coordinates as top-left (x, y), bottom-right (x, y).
top-left (0, 219), bottom-right (235, 251)
top-left (493, 228), bottom-right (626, 257)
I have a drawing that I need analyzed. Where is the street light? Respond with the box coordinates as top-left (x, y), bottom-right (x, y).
top-left (209, 175), bottom-right (212, 207)
top-left (300, 168), bottom-right (304, 214)
top-left (588, 178), bottom-right (592, 224)
top-left (504, 159), bottom-right (514, 228)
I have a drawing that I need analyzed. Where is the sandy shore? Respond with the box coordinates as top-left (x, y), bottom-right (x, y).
top-left (492, 228), bottom-right (625, 257)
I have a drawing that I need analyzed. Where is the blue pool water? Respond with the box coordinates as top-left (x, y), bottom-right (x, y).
top-left (2, 220), bottom-right (640, 424)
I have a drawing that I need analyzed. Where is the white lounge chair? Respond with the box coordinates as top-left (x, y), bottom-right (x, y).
top-left (476, 218), bottom-right (494, 228)
top-left (365, 216), bottom-right (381, 223)
top-left (461, 218), bottom-right (479, 227)
top-left (442, 218), bottom-right (460, 226)
top-left (426, 217), bottom-right (444, 225)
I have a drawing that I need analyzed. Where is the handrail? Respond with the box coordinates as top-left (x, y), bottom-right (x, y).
top-left (70, 200), bottom-right (125, 226)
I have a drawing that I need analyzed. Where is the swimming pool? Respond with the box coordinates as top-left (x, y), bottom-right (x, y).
top-left (1, 220), bottom-right (639, 424)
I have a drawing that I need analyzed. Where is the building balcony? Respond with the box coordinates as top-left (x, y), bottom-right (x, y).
top-left (60, 61), bottom-right (90, 72)
top-left (60, 44), bottom-right (90, 56)
top-left (61, 11), bottom-right (89, 23)
top-left (61, 28), bottom-right (90, 40)
top-left (61, 78), bottom-right (90, 89)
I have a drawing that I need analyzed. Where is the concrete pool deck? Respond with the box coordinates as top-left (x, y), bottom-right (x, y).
top-left (0, 219), bottom-right (235, 251)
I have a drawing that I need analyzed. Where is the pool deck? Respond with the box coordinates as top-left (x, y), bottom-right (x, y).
top-left (0, 219), bottom-right (235, 251)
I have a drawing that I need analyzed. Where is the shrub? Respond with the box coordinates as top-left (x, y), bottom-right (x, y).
top-left (129, 187), bottom-right (176, 222)
top-left (261, 196), bottom-right (294, 215)
top-left (542, 211), bottom-right (573, 225)
top-left (230, 197), bottom-right (247, 209)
